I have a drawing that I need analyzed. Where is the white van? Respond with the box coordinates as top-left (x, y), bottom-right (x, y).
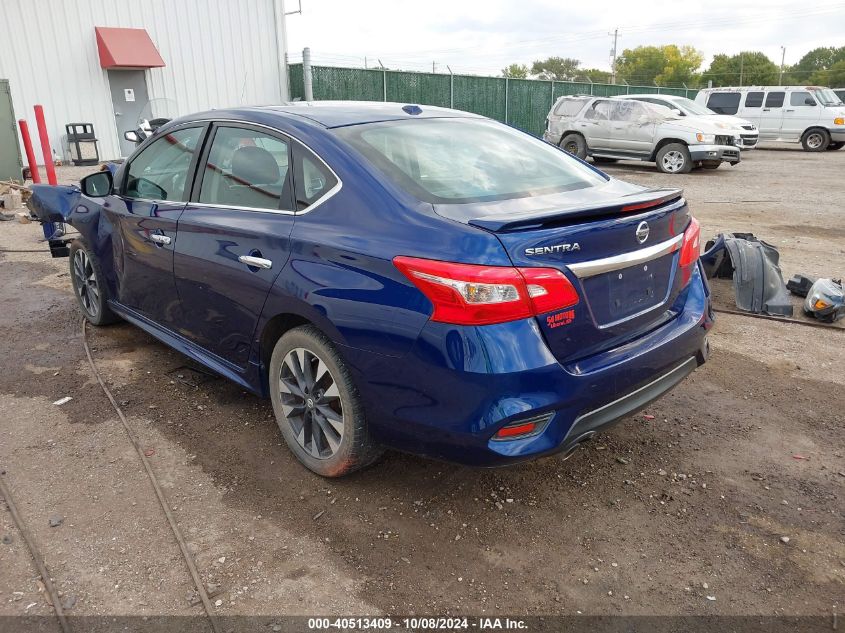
top-left (694, 86), bottom-right (845, 151)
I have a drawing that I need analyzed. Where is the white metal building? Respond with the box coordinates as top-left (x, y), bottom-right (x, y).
top-left (0, 0), bottom-right (290, 161)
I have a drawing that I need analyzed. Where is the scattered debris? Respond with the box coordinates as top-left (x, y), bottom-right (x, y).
top-left (701, 233), bottom-right (793, 316)
top-left (616, 457), bottom-right (630, 465)
top-left (706, 595), bottom-right (716, 601)
top-left (1, 534), bottom-right (12, 544)
top-left (312, 511), bottom-right (325, 521)
top-left (643, 414), bottom-right (655, 421)
top-left (803, 278), bottom-right (844, 323)
top-left (792, 454), bottom-right (808, 460)
top-left (52, 396), bottom-right (72, 406)
top-left (143, 448), bottom-right (156, 457)
top-left (780, 536), bottom-right (790, 544)
top-left (48, 515), bottom-right (63, 528)
top-left (61, 595), bottom-right (77, 611)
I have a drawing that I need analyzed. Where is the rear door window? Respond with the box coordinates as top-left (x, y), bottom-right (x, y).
top-left (744, 92), bottom-right (764, 108)
top-left (610, 100), bottom-right (646, 122)
top-left (790, 91), bottom-right (815, 106)
top-left (706, 92), bottom-right (741, 115)
top-left (765, 92), bottom-right (785, 108)
top-left (197, 126), bottom-right (293, 211)
top-left (585, 100), bottom-right (612, 120)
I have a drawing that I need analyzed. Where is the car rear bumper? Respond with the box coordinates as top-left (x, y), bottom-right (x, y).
top-left (347, 261), bottom-right (713, 467)
top-left (689, 144), bottom-right (741, 163)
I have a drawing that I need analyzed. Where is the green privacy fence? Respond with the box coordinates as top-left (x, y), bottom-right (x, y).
top-left (288, 64), bottom-right (699, 137)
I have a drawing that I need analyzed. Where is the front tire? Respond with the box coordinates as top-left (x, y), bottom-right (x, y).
top-left (656, 143), bottom-right (692, 174)
top-left (801, 128), bottom-right (830, 152)
top-left (559, 133), bottom-right (587, 160)
top-left (68, 240), bottom-right (119, 326)
top-left (268, 325), bottom-right (383, 477)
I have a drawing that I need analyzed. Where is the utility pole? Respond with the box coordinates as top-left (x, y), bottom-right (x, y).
top-left (779, 46), bottom-right (786, 85)
top-left (739, 52), bottom-right (744, 87)
top-left (609, 28), bottom-right (619, 84)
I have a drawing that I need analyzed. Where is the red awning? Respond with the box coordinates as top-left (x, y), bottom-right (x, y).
top-left (95, 27), bottom-right (165, 69)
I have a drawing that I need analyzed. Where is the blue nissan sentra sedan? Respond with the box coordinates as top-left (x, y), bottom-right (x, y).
top-left (29, 102), bottom-right (712, 477)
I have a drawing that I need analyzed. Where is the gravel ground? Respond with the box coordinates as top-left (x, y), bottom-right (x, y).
top-left (0, 145), bottom-right (842, 623)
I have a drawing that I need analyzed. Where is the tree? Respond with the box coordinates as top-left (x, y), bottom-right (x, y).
top-left (786, 46), bottom-right (845, 84)
top-left (701, 52), bottom-right (778, 87)
top-left (501, 63), bottom-right (529, 79)
top-left (530, 57), bottom-right (580, 81)
top-left (810, 60), bottom-right (845, 86)
top-left (579, 68), bottom-right (612, 83)
top-left (615, 45), bottom-right (703, 86)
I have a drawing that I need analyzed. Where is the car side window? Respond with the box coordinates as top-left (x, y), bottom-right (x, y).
top-left (555, 99), bottom-right (587, 117)
top-left (292, 143), bottom-right (338, 212)
top-left (198, 126), bottom-right (293, 211)
top-left (124, 127), bottom-right (202, 201)
top-left (611, 100), bottom-right (645, 122)
top-left (706, 92), bottom-right (740, 115)
top-left (585, 101), bottom-right (611, 121)
top-left (745, 92), bottom-right (764, 108)
top-left (765, 92), bottom-right (785, 108)
top-left (790, 91), bottom-right (815, 106)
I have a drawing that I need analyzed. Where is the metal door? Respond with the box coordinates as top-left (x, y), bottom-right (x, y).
top-left (107, 70), bottom-right (150, 157)
top-left (0, 80), bottom-right (23, 181)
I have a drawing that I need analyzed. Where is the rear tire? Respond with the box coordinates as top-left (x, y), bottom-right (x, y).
top-left (655, 143), bottom-right (692, 174)
top-left (68, 240), bottom-right (119, 326)
top-left (801, 128), bottom-right (830, 152)
top-left (826, 141), bottom-right (844, 151)
top-left (268, 325), bottom-right (383, 477)
top-left (559, 133), bottom-right (587, 160)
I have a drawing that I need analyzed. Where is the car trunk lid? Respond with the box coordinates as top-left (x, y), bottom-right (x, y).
top-left (434, 184), bottom-right (693, 365)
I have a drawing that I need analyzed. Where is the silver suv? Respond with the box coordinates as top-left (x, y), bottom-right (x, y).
top-left (544, 96), bottom-right (742, 174)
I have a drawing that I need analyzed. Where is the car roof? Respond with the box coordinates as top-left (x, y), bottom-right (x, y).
top-left (618, 93), bottom-right (684, 100)
top-left (266, 101), bottom-right (485, 127)
top-left (182, 101), bottom-right (484, 129)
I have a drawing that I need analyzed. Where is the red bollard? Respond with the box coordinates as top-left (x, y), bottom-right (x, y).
top-left (34, 105), bottom-right (57, 186)
top-left (17, 120), bottom-right (42, 183)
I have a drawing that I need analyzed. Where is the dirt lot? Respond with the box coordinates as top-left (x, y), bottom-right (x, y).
top-left (0, 146), bottom-right (843, 625)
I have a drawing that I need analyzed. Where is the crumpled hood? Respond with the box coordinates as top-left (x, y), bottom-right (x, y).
top-left (663, 115), bottom-right (739, 135)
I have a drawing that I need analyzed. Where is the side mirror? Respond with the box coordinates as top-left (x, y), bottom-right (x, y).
top-left (124, 130), bottom-right (142, 143)
top-left (805, 97), bottom-right (817, 106)
top-left (80, 171), bottom-right (113, 197)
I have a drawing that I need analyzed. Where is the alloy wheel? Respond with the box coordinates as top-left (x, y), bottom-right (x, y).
top-left (73, 249), bottom-right (100, 318)
top-left (806, 132), bottom-right (824, 149)
top-left (661, 150), bottom-right (686, 173)
top-left (563, 140), bottom-right (579, 155)
top-left (278, 347), bottom-right (344, 459)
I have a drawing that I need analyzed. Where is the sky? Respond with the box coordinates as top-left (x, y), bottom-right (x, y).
top-left (285, 0), bottom-right (845, 78)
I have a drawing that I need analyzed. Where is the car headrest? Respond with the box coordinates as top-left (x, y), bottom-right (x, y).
top-left (231, 146), bottom-right (279, 185)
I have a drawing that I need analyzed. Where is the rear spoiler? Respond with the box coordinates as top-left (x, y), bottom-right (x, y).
top-left (468, 188), bottom-right (684, 232)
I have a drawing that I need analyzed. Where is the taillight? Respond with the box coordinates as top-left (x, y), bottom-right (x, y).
top-left (679, 217), bottom-right (701, 267)
top-left (393, 256), bottom-right (579, 326)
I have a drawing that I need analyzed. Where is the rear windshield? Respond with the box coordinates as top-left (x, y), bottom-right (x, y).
top-left (334, 118), bottom-right (607, 204)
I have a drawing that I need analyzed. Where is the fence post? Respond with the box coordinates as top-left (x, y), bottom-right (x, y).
top-left (504, 77), bottom-right (509, 123)
top-left (447, 65), bottom-right (454, 108)
top-left (550, 80), bottom-right (555, 105)
top-left (302, 47), bottom-right (314, 101)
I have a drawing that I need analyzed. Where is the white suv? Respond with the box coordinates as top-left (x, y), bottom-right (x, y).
top-left (544, 96), bottom-right (741, 174)
top-left (694, 86), bottom-right (845, 151)
top-left (613, 94), bottom-right (758, 149)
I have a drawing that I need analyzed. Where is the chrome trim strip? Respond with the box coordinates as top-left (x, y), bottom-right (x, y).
top-left (567, 233), bottom-right (684, 279)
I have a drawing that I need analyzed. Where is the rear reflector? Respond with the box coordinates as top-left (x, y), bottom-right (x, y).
top-left (393, 256), bottom-right (579, 326)
top-left (492, 412), bottom-right (554, 440)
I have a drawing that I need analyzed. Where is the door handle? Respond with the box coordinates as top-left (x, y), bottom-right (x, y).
top-left (149, 233), bottom-right (171, 245)
top-left (238, 255), bottom-right (273, 269)
top-left (784, 109), bottom-right (795, 112)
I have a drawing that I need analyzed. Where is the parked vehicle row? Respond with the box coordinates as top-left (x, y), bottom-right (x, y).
top-left (28, 102), bottom-right (711, 476)
top-left (695, 86), bottom-right (845, 151)
top-left (544, 96), bottom-right (743, 173)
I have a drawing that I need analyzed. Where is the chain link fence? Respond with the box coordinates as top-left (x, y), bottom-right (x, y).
top-left (288, 63), bottom-right (699, 137)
